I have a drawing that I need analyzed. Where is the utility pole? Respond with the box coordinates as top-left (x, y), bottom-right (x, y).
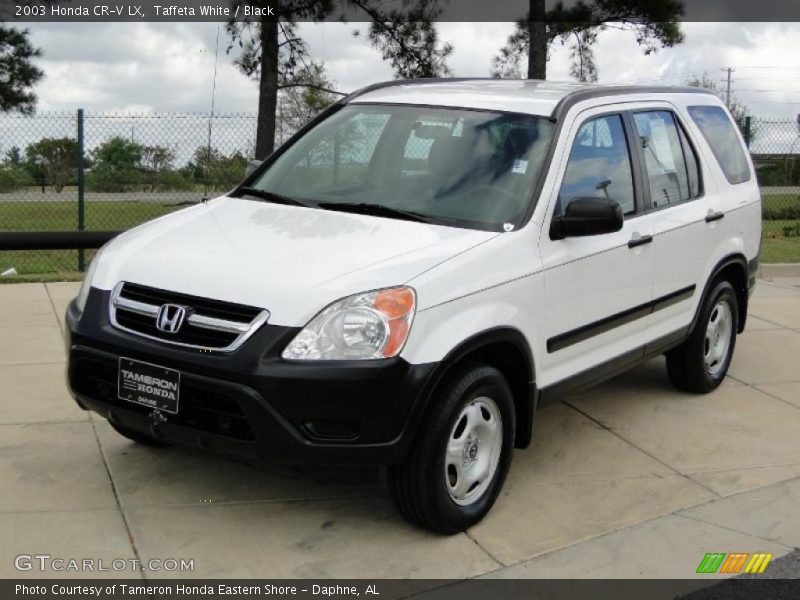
top-left (721, 67), bottom-right (735, 108)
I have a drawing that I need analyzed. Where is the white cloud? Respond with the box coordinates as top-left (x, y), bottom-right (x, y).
top-left (585, 23), bottom-right (800, 118)
top-left (21, 21), bottom-right (800, 119)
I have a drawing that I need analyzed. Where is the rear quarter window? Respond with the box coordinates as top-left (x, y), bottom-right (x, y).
top-left (687, 106), bottom-right (751, 185)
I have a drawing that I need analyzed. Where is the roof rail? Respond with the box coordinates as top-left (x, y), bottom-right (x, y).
top-left (342, 77), bottom-right (520, 103)
top-left (340, 78), bottom-right (719, 121)
top-left (550, 85), bottom-right (716, 120)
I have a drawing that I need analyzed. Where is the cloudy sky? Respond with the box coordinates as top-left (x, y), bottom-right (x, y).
top-left (22, 22), bottom-right (800, 120)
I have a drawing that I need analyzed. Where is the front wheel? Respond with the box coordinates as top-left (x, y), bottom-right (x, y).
top-left (387, 362), bottom-right (515, 534)
top-left (666, 280), bottom-right (738, 393)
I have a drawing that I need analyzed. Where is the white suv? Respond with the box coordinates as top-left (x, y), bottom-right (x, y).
top-left (66, 80), bottom-right (761, 533)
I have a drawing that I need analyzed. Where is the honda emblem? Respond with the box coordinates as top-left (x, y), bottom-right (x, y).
top-left (156, 304), bottom-right (187, 334)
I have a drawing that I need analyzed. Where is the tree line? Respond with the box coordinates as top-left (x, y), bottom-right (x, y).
top-left (0, 136), bottom-right (249, 193)
top-left (3, 1), bottom-right (690, 161)
top-left (227, 0), bottom-right (685, 158)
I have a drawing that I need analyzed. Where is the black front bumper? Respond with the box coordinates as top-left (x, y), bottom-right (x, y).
top-left (66, 289), bottom-right (437, 467)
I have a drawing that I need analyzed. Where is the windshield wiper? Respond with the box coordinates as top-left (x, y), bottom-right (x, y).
top-left (317, 202), bottom-right (431, 223)
top-left (233, 187), bottom-right (314, 208)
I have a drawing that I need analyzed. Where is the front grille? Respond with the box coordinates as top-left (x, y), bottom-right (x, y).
top-left (71, 356), bottom-right (255, 441)
top-left (110, 282), bottom-right (269, 351)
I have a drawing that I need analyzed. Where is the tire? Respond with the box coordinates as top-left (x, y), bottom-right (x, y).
top-left (666, 279), bottom-right (738, 393)
top-left (387, 362), bottom-right (515, 534)
top-left (109, 419), bottom-right (169, 447)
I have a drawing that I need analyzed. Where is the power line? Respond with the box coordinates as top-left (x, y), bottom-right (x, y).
top-left (730, 66), bottom-right (800, 70)
top-left (607, 68), bottom-right (717, 85)
top-left (644, 71), bottom-right (708, 80)
top-left (611, 66), bottom-right (800, 87)
top-left (745, 101), bottom-right (800, 105)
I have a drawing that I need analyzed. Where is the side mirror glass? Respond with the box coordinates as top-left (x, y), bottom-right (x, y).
top-left (550, 197), bottom-right (624, 240)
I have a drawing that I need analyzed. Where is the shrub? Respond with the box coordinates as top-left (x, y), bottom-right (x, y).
top-left (151, 170), bottom-right (193, 192)
top-left (85, 167), bottom-right (139, 193)
top-left (783, 222), bottom-right (800, 238)
top-left (0, 165), bottom-right (35, 192)
top-left (762, 205), bottom-right (800, 221)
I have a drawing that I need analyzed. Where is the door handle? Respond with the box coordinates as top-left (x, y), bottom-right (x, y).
top-left (628, 234), bottom-right (653, 248)
top-left (705, 210), bottom-right (725, 223)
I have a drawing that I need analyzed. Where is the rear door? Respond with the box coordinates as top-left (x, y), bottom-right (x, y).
top-left (538, 107), bottom-right (656, 386)
top-left (630, 106), bottom-right (715, 345)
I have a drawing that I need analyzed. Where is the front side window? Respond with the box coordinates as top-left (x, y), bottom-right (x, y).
top-left (245, 105), bottom-right (555, 230)
top-left (687, 105), bottom-right (751, 184)
top-left (558, 114), bottom-right (635, 215)
top-left (633, 110), bottom-right (699, 208)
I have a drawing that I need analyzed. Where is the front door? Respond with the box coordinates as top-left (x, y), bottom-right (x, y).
top-left (538, 109), bottom-right (656, 388)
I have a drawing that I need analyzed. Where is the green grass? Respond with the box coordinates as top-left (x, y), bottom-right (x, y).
top-left (0, 200), bottom-right (184, 276)
top-left (762, 219), bottom-right (799, 236)
top-left (0, 250), bottom-right (93, 279)
top-left (761, 236), bottom-right (800, 263)
top-left (0, 200), bottom-right (182, 232)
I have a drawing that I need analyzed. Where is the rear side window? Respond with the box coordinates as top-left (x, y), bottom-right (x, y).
top-left (633, 111), bottom-right (700, 208)
top-left (687, 106), bottom-right (751, 184)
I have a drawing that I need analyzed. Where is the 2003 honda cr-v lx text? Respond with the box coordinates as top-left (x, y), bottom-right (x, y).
top-left (66, 80), bottom-right (761, 533)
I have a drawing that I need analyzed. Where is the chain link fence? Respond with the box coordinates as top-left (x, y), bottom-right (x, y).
top-left (1, 112), bottom-right (798, 277)
top-left (0, 110), bottom-right (305, 276)
top-left (749, 118), bottom-right (800, 261)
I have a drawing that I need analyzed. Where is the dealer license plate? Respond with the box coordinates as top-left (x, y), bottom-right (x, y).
top-left (118, 357), bottom-right (180, 414)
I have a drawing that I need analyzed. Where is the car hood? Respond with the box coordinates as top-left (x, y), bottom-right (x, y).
top-left (93, 196), bottom-right (498, 326)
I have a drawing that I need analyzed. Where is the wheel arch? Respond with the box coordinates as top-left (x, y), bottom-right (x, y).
top-left (417, 327), bottom-right (538, 449)
top-left (695, 253), bottom-right (750, 334)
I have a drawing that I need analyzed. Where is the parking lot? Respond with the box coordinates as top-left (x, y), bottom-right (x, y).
top-left (1, 277), bottom-right (799, 580)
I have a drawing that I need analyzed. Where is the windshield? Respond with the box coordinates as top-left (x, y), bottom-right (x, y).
top-left (241, 104), bottom-right (555, 231)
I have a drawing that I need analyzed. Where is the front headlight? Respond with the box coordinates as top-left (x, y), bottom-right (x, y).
top-left (282, 287), bottom-right (416, 361)
top-left (74, 246), bottom-right (105, 315)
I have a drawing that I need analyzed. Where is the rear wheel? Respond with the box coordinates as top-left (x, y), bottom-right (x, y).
top-left (387, 362), bottom-right (515, 534)
top-left (109, 419), bottom-right (169, 447)
top-left (666, 280), bottom-right (738, 393)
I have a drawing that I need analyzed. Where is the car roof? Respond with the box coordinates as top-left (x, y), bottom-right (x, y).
top-left (345, 78), bottom-right (716, 119)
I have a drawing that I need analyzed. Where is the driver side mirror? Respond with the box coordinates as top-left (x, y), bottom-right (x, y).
top-left (550, 197), bottom-right (624, 240)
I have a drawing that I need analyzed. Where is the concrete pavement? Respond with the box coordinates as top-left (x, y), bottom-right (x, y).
top-left (0, 278), bottom-right (798, 579)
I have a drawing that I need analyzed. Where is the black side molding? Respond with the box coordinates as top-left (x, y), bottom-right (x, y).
top-left (547, 285), bottom-right (696, 353)
top-left (540, 326), bottom-right (691, 403)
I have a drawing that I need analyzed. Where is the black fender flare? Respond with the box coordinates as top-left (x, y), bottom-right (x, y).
top-left (412, 327), bottom-right (538, 449)
top-left (692, 253), bottom-right (750, 334)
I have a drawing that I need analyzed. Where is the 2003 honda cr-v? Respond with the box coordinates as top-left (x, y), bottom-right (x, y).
top-left (66, 80), bottom-right (761, 533)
